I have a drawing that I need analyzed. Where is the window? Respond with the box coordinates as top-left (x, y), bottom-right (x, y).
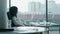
top-left (7, 0), bottom-right (9, 12)
top-left (10, 0), bottom-right (60, 26)
top-left (48, 0), bottom-right (60, 25)
top-left (11, 0), bottom-right (46, 26)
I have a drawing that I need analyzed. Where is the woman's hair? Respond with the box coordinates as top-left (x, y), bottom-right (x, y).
top-left (9, 6), bottom-right (18, 17)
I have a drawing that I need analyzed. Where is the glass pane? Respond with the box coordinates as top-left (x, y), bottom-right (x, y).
top-left (7, 0), bottom-right (9, 11)
top-left (48, 0), bottom-right (60, 25)
top-left (11, 0), bottom-right (46, 26)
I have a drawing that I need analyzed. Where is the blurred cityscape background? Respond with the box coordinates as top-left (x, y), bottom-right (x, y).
top-left (12, 0), bottom-right (60, 24)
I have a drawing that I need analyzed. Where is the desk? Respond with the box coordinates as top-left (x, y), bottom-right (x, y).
top-left (24, 21), bottom-right (60, 34)
top-left (37, 25), bottom-right (60, 34)
top-left (0, 26), bottom-right (45, 34)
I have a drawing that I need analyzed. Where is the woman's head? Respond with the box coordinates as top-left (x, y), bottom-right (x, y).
top-left (9, 6), bottom-right (18, 17)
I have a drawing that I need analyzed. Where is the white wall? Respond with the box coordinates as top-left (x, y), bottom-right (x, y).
top-left (0, 0), bottom-right (8, 29)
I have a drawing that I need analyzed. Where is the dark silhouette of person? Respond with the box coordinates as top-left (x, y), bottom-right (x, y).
top-left (7, 6), bottom-right (20, 27)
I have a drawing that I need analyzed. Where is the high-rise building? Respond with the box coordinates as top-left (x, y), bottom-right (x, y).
top-left (35, 2), bottom-right (41, 12)
top-left (48, 0), bottom-right (57, 14)
top-left (28, 2), bottom-right (41, 12)
top-left (28, 2), bottom-right (36, 12)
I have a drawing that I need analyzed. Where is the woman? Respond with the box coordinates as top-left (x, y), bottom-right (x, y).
top-left (7, 6), bottom-right (24, 27)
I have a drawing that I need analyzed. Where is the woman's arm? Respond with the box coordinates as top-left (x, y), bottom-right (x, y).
top-left (12, 16), bottom-right (24, 26)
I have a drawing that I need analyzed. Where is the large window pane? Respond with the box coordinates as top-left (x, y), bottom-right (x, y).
top-left (48, 0), bottom-right (60, 25)
top-left (11, 0), bottom-right (46, 26)
top-left (7, 0), bottom-right (9, 11)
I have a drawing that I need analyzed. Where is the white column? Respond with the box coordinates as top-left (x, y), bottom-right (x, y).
top-left (0, 0), bottom-right (8, 29)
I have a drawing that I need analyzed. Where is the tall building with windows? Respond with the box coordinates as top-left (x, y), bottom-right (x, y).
top-left (35, 2), bottom-right (41, 12)
top-left (28, 2), bottom-right (36, 12)
top-left (48, 0), bottom-right (57, 14)
top-left (28, 2), bottom-right (41, 12)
